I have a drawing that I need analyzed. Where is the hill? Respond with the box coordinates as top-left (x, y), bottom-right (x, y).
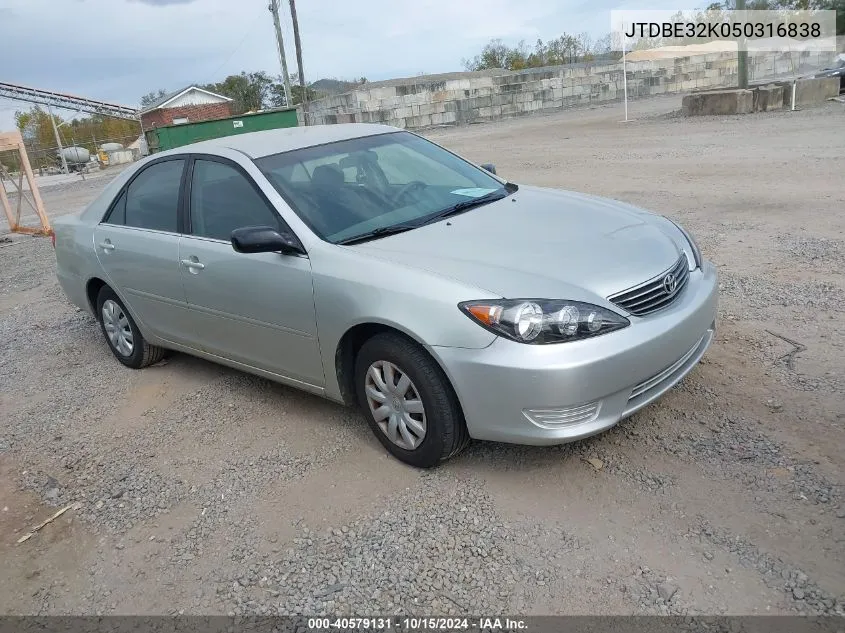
top-left (310, 78), bottom-right (357, 96)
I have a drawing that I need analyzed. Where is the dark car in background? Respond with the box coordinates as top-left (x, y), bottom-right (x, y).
top-left (812, 54), bottom-right (845, 93)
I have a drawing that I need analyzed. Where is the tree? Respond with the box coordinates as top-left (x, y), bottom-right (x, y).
top-left (577, 32), bottom-right (594, 61)
top-left (594, 33), bottom-right (613, 55)
top-left (202, 71), bottom-right (275, 114)
top-left (463, 39), bottom-right (510, 70)
top-left (268, 72), bottom-right (319, 107)
top-left (15, 107), bottom-right (56, 148)
top-left (546, 36), bottom-right (567, 64)
top-left (504, 40), bottom-right (530, 70)
top-left (464, 35), bottom-right (620, 71)
top-left (825, 0), bottom-right (845, 34)
top-left (140, 89), bottom-right (167, 108)
top-left (268, 80), bottom-right (288, 108)
top-left (527, 39), bottom-right (547, 67)
top-left (13, 105), bottom-right (140, 169)
top-left (288, 72), bottom-right (319, 105)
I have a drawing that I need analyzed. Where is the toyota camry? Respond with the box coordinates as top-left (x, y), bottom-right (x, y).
top-left (53, 124), bottom-right (718, 467)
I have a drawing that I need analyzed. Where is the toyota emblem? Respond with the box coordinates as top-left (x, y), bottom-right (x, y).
top-left (663, 273), bottom-right (677, 295)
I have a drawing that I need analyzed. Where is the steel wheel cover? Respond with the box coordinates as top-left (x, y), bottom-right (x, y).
top-left (102, 299), bottom-right (134, 357)
top-left (364, 360), bottom-right (427, 450)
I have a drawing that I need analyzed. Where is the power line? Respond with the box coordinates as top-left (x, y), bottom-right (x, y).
top-left (205, 3), bottom-right (268, 83)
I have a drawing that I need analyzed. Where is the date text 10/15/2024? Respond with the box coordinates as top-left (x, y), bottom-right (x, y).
top-left (307, 617), bottom-right (528, 631)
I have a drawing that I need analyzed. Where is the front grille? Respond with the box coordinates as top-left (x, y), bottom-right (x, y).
top-left (608, 254), bottom-right (690, 316)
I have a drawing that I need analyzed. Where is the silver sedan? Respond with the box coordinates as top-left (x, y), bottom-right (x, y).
top-left (53, 124), bottom-right (718, 467)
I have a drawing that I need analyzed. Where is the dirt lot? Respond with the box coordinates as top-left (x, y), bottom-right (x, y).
top-left (1, 96), bottom-right (844, 616)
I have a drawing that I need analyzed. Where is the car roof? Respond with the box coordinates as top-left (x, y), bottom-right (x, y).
top-left (158, 123), bottom-right (403, 159)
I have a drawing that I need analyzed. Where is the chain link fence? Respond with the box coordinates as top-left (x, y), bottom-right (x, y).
top-left (0, 132), bottom-right (141, 176)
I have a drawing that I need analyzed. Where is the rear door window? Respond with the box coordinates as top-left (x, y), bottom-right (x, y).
top-left (123, 159), bottom-right (185, 232)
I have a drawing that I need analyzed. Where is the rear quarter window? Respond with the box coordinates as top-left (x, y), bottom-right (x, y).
top-left (104, 192), bottom-right (127, 225)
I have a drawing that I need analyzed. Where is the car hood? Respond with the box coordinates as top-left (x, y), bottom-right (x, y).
top-left (352, 186), bottom-right (687, 301)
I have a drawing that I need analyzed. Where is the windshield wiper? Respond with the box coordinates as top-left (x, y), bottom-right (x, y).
top-left (335, 182), bottom-right (519, 245)
top-left (336, 223), bottom-right (419, 245)
top-left (420, 186), bottom-right (515, 226)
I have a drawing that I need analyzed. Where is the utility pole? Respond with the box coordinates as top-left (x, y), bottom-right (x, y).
top-left (736, 0), bottom-right (748, 89)
top-left (288, 0), bottom-right (308, 125)
top-left (269, 0), bottom-right (293, 108)
top-left (47, 104), bottom-right (68, 174)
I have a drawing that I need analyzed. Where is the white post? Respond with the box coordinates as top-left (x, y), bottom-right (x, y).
top-left (791, 80), bottom-right (797, 111)
top-left (47, 104), bottom-right (69, 174)
top-left (622, 25), bottom-right (629, 122)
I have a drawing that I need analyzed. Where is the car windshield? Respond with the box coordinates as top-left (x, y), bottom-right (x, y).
top-left (254, 131), bottom-right (508, 243)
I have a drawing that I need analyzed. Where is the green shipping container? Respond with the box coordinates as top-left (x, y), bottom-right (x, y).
top-left (146, 107), bottom-right (298, 153)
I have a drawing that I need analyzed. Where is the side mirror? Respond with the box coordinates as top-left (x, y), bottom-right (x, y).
top-left (480, 163), bottom-right (497, 175)
top-left (231, 226), bottom-right (305, 256)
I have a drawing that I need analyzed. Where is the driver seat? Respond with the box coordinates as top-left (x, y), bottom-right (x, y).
top-left (309, 164), bottom-right (371, 231)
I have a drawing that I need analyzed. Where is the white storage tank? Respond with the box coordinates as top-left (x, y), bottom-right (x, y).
top-left (59, 147), bottom-right (90, 165)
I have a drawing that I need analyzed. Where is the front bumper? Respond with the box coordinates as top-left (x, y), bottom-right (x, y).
top-left (430, 262), bottom-right (718, 445)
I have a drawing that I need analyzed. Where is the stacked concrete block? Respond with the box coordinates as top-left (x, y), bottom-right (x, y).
top-left (682, 89), bottom-right (753, 115)
top-left (752, 84), bottom-right (784, 111)
top-left (304, 47), bottom-right (839, 130)
top-left (777, 77), bottom-right (839, 108)
top-left (438, 79), bottom-right (461, 91)
top-left (491, 93), bottom-right (510, 107)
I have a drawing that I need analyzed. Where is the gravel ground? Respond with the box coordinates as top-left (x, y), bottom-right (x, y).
top-left (1, 95), bottom-right (844, 617)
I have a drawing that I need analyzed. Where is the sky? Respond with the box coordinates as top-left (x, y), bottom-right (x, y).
top-left (0, 0), bottom-right (694, 130)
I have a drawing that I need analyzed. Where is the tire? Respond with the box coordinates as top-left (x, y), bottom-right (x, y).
top-left (354, 332), bottom-right (470, 468)
top-left (96, 286), bottom-right (165, 369)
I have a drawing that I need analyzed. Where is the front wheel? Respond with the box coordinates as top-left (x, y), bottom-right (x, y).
top-left (354, 333), bottom-right (469, 468)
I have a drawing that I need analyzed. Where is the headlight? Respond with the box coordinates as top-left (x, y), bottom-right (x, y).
top-left (459, 299), bottom-right (629, 344)
top-left (666, 218), bottom-right (702, 269)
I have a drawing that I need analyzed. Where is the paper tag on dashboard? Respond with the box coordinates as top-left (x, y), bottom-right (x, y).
top-left (450, 188), bottom-right (498, 197)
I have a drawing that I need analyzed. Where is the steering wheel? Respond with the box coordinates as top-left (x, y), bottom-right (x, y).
top-left (392, 180), bottom-right (428, 204)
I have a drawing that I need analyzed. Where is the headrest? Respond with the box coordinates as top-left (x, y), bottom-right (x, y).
top-left (312, 164), bottom-right (344, 187)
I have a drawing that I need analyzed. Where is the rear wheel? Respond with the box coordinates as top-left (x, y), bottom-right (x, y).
top-left (96, 286), bottom-right (165, 369)
top-left (354, 333), bottom-right (469, 468)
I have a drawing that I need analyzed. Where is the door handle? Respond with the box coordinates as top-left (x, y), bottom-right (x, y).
top-left (98, 241), bottom-right (115, 251)
top-left (180, 258), bottom-right (205, 270)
